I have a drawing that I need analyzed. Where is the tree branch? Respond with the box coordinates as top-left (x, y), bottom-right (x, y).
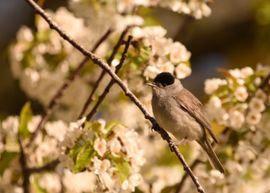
top-left (18, 136), bottom-right (30, 193)
top-left (87, 35), bottom-right (133, 120)
top-left (23, 0), bottom-right (206, 192)
top-left (29, 159), bottom-right (60, 173)
top-left (259, 72), bottom-right (270, 89)
top-left (175, 159), bottom-right (203, 193)
top-left (27, 28), bottom-right (112, 147)
top-left (78, 27), bottom-right (131, 118)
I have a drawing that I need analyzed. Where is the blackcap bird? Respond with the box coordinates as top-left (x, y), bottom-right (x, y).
top-left (148, 72), bottom-right (224, 173)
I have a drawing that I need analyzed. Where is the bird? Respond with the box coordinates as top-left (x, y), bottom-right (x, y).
top-left (148, 72), bottom-right (224, 173)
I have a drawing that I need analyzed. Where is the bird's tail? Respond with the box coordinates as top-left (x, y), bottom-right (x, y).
top-left (197, 139), bottom-right (225, 173)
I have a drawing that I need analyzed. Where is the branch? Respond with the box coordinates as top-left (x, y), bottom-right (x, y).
top-left (175, 159), bottom-right (203, 193)
top-left (18, 136), bottom-right (30, 193)
top-left (259, 72), bottom-right (270, 89)
top-left (78, 27), bottom-right (131, 118)
top-left (87, 36), bottom-right (133, 120)
top-left (24, 0), bottom-right (205, 192)
top-left (27, 28), bottom-right (112, 147)
top-left (29, 159), bottom-right (60, 173)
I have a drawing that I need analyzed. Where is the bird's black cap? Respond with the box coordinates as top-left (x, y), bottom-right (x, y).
top-left (153, 72), bottom-right (175, 87)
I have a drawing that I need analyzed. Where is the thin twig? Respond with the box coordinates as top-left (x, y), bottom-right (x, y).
top-left (259, 72), bottom-right (270, 89)
top-left (29, 159), bottom-right (60, 173)
top-left (18, 136), bottom-right (30, 193)
top-left (27, 28), bottom-right (113, 147)
top-left (24, 1), bottom-right (205, 192)
top-left (175, 159), bottom-right (203, 193)
top-left (78, 27), bottom-right (131, 118)
top-left (87, 36), bottom-right (133, 120)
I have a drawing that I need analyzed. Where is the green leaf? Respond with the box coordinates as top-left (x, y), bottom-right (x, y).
top-left (157, 147), bottom-right (179, 166)
top-left (105, 121), bottom-right (119, 133)
top-left (0, 151), bottom-right (18, 175)
top-left (19, 102), bottom-right (32, 139)
top-left (68, 143), bottom-right (82, 163)
top-left (91, 121), bottom-right (105, 133)
top-left (157, 144), bottom-right (193, 166)
top-left (160, 184), bottom-right (178, 193)
top-left (32, 177), bottom-right (48, 193)
top-left (111, 156), bottom-right (130, 182)
top-left (134, 187), bottom-right (145, 193)
top-left (73, 142), bottom-right (94, 173)
top-left (36, 30), bottom-right (51, 43)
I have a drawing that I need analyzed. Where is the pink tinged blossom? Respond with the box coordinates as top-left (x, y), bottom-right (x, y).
top-left (151, 37), bottom-right (170, 56)
top-left (209, 169), bottom-right (224, 184)
top-left (169, 42), bottom-right (191, 63)
top-left (254, 77), bottom-right (262, 86)
top-left (92, 156), bottom-right (111, 174)
top-left (209, 96), bottom-right (222, 109)
top-left (129, 173), bottom-right (143, 188)
top-left (100, 159), bottom-right (111, 172)
top-left (1, 116), bottom-right (19, 134)
top-left (39, 173), bottom-right (61, 193)
top-left (121, 180), bottom-right (129, 190)
top-left (234, 86), bottom-right (248, 102)
top-left (246, 111), bottom-right (262, 125)
top-left (63, 170), bottom-right (96, 193)
top-left (249, 98), bottom-right (265, 112)
top-left (175, 63), bottom-right (191, 79)
top-left (229, 110), bottom-right (245, 129)
top-left (99, 172), bottom-right (114, 191)
top-left (121, 173), bottom-right (142, 192)
top-left (255, 89), bottom-right (267, 102)
top-left (24, 68), bottom-right (40, 83)
top-left (108, 138), bottom-right (122, 154)
top-left (131, 27), bottom-right (145, 39)
top-left (229, 68), bottom-right (242, 79)
top-left (92, 156), bottom-right (102, 174)
top-left (204, 78), bottom-right (226, 95)
top-left (94, 138), bottom-right (107, 157)
top-left (143, 65), bottom-right (161, 80)
top-left (45, 120), bottom-right (68, 142)
top-left (240, 67), bottom-right (254, 79)
top-left (158, 62), bottom-right (174, 74)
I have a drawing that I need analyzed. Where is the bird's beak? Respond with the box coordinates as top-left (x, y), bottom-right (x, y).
top-left (146, 82), bottom-right (157, 88)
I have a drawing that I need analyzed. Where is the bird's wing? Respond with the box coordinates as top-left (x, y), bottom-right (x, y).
top-left (173, 88), bottom-right (218, 143)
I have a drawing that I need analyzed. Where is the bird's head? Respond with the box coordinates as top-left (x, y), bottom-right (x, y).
top-left (147, 72), bottom-right (183, 94)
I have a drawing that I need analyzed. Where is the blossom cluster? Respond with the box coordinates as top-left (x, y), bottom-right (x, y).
top-left (61, 119), bottom-right (145, 192)
top-left (205, 65), bottom-right (270, 130)
top-left (71, 0), bottom-right (212, 19)
top-left (130, 26), bottom-right (191, 80)
top-left (0, 109), bottom-right (145, 193)
top-left (9, 8), bottom-right (96, 120)
top-left (198, 64), bottom-right (270, 193)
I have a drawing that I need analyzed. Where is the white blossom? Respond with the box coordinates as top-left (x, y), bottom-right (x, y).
top-left (175, 63), bottom-right (191, 79)
top-left (255, 89), bottom-right (267, 102)
top-left (240, 66), bottom-right (254, 79)
top-left (229, 110), bottom-right (245, 129)
top-left (234, 86), bottom-right (248, 102)
top-left (249, 97), bottom-right (265, 112)
top-left (1, 116), bottom-right (19, 134)
top-left (246, 111), bottom-right (262, 125)
top-left (45, 120), bottom-right (68, 142)
top-left (108, 138), bottom-right (122, 154)
top-left (94, 138), bottom-right (107, 157)
top-left (169, 42), bottom-right (191, 63)
top-left (63, 170), bottom-right (96, 193)
top-left (38, 173), bottom-right (61, 193)
top-left (204, 78), bottom-right (226, 94)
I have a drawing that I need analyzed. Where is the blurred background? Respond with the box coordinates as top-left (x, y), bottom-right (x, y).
top-left (1, 0), bottom-right (270, 116)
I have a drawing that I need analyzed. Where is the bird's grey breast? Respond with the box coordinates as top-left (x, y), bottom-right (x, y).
top-left (152, 92), bottom-right (203, 141)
